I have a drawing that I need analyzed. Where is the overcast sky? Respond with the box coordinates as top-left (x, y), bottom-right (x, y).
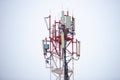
top-left (0, 0), bottom-right (120, 80)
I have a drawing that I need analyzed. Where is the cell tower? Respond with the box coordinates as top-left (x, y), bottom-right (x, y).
top-left (42, 11), bottom-right (80, 80)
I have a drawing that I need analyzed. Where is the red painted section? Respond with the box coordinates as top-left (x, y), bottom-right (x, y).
top-left (43, 11), bottom-right (79, 57)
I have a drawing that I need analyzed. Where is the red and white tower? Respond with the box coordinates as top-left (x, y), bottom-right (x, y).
top-left (42, 11), bottom-right (80, 80)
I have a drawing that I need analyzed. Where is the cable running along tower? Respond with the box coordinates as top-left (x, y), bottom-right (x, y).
top-left (42, 11), bottom-right (80, 80)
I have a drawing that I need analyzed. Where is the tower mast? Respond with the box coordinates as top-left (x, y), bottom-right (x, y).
top-left (42, 11), bottom-right (80, 80)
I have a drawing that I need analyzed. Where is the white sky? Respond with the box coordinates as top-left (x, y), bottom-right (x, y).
top-left (0, 0), bottom-right (120, 80)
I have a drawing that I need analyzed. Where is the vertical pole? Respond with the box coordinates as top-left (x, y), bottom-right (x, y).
top-left (59, 58), bottom-right (61, 80)
top-left (49, 15), bottom-right (50, 38)
top-left (72, 58), bottom-right (74, 80)
top-left (62, 26), bottom-right (69, 80)
top-left (50, 57), bottom-right (51, 80)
